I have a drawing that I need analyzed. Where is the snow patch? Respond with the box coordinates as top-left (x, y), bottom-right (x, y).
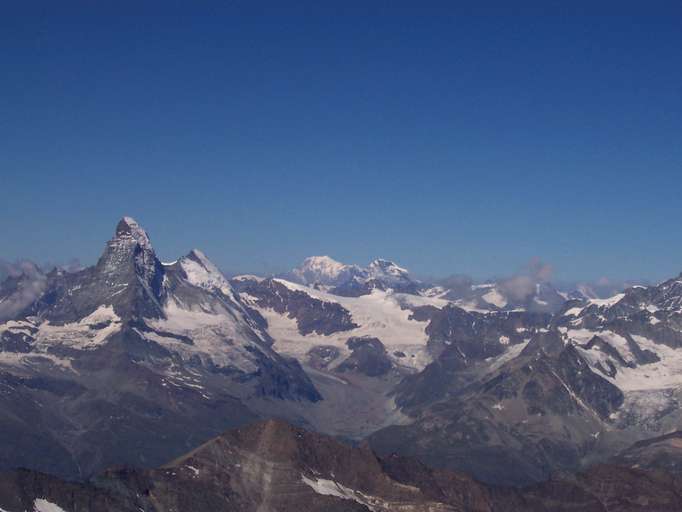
top-left (232, 274), bottom-right (264, 283)
top-left (255, 283), bottom-right (432, 371)
top-left (482, 288), bottom-right (507, 308)
top-left (145, 300), bottom-right (261, 372)
top-left (614, 335), bottom-right (682, 391)
top-left (180, 250), bottom-right (232, 295)
top-left (301, 475), bottom-right (379, 511)
top-left (486, 340), bottom-right (530, 373)
top-left (33, 499), bottom-right (69, 512)
top-left (590, 293), bottom-right (626, 307)
top-left (571, 329), bottom-right (682, 392)
top-left (35, 305), bottom-right (122, 350)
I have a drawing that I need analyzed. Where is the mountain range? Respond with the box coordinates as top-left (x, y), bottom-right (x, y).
top-left (2, 217), bottom-right (682, 510)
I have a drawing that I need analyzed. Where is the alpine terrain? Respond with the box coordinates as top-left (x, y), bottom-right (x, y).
top-left (2, 218), bottom-right (682, 510)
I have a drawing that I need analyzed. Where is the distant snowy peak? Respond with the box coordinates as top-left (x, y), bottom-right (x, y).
top-left (289, 255), bottom-right (419, 295)
top-left (366, 259), bottom-right (410, 281)
top-left (299, 255), bottom-right (347, 277)
top-left (553, 273), bottom-right (682, 399)
top-left (443, 279), bottom-right (565, 313)
top-left (562, 274), bottom-right (682, 322)
top-left (292, 255), bottom-right (360, 286)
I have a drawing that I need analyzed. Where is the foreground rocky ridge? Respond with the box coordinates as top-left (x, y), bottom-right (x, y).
top-left (1, 419), bottom-right (681, 512)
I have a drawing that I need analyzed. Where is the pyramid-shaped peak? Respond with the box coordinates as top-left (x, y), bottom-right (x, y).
top-left (97, 216), bottom-right (157, 276)
top-left (114, 216), bottom-right (152, 248)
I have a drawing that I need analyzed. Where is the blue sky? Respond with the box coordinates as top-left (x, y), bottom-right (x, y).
top-left (1, 1), bottom-right (681, 281)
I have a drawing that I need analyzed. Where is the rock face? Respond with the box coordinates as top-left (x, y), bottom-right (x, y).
top-left (372, 330), bottom-right (626, 486)
top-left (306, 345), bottom-right (341, 370)
top-left (234, 277), bottom-right (358, 335)
top-left (0, 218), bottom-right (320, 480)
top-left (365, 271), bottom-right (682, 486)
top-left (337, 336), bottom-right (392, 377)
top-left (393, 308), bottom-right (552, 410)
top-left (26, 217), bottom-right (167, 323)
top-left (1, 419), bottom-right (681, 512)
top-left (611, 431), bottom-right (682, 474)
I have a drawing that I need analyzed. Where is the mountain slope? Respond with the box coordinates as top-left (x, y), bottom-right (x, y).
top-left (0, 218), bottom-right (320, 479)
top-left (370, 271), bottom-right (682, 485)
top-left (371, 330), bottom-right (625, 485)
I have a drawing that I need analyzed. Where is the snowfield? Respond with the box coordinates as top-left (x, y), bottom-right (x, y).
top-left (33, 499), bottom-right (69, 512)
top-left (250, 280), bottom-right (436, 371)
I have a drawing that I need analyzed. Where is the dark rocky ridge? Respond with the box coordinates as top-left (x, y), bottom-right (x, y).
top-left (394, 307), bottom-right (553, 410)
top-left (372, 330), bottom-right (625, 486)
top-left (611, 430), bottom-right (682, 474)
top-left (337, 336), bottom-right (392, 377)
top-left (233, 277), bottom-right (358, 335)
top-left (306, 345), bottom-right (341, 370)
top-left (331, 275), bottom-right (421, 297)
top-left (1, 419), bottom-right (681, 512)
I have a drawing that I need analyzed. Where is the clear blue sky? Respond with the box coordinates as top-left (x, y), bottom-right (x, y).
top-left (1, 1), bottom-right (681, 281)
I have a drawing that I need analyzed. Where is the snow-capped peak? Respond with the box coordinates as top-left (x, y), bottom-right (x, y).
top-left (367, 259), bottom-right (409, 278)
top-left (301, 256), bottom-right (348, 276)
top-left (180, 249), bottom-right (232, 294)
top-left (292, 256), bottom-right (358, 286)
top-left (288, 255), bottom-right (417, 292)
